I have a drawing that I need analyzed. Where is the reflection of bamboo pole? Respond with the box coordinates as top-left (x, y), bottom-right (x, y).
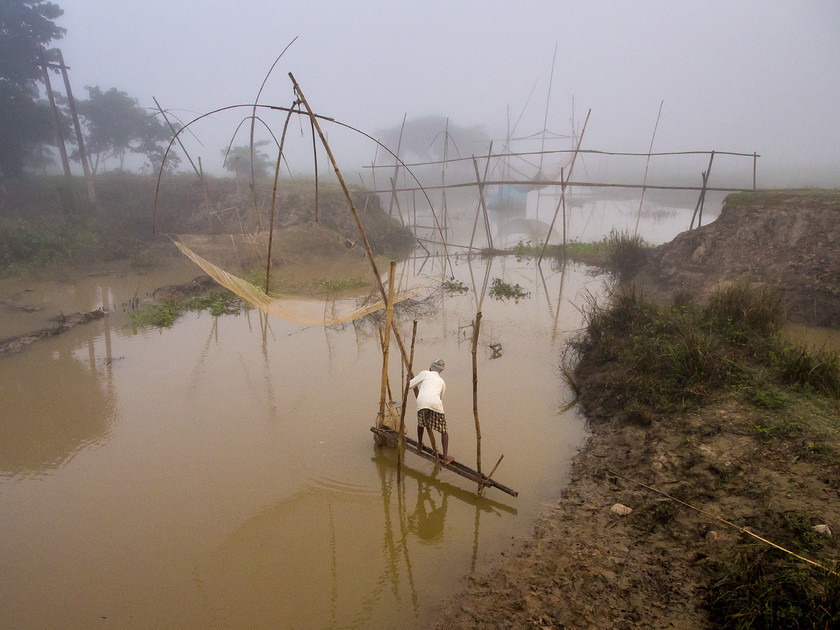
top-left (634, 100), bottom-right (664, 237)
top-left (290, 73), bottom-right (413, 371)
top-left (397, 320), bottom-right (418, 475)
top-left (538, 109), bottom-right (590, 263)
top-left (378, 262), bottom-right (397, 425)
top-left (471, 311), bottom-right (483, 490)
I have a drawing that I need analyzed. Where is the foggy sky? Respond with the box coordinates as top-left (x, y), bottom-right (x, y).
top-left (55, 0), bottom-right (840, 186)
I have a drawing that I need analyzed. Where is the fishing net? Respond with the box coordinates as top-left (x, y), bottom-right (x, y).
top-left (173, 240), bottom-right (426, 327)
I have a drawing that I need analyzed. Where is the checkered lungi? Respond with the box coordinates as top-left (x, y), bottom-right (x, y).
top-left (417, 408), bottom-right (447, 433)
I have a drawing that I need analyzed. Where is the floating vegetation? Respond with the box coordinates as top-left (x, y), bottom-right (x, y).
top-left (489, 278), bottom-right (530, 303)
top-left (442, 277), bottom-right (468, 294)
top-left (130, 291), bottom-right (243, 329)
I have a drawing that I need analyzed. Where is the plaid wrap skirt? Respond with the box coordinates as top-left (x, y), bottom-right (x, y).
top-left (417, 408), bottom-right (447, 433)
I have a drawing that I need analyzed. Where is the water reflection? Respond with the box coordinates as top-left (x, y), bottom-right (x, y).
top-left (0, 323), bottom-right (115, 476)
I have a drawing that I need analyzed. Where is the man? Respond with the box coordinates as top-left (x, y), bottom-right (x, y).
top-left (409, 359), bottom-right (453, 465)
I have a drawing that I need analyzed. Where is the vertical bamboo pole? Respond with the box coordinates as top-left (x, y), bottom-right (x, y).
top-left (471, 311), bottom-right (483, 491)
top-left (289, 73), bottom-right (412, 370)
top-left (471, 156), bottom-right (494, 250)
top-left (397, 321), bottom-right (418, 477)
top-left (633, 100), bottom-right (664, 237)
top-left (469, 142), bottom-right (494, 251)
top-left (378, 262), bottom-right (397, 426)
top-left (310, 116), bottom-right (319, 222)
top-left (697, 151), bottom-right (715, 227)
top-left (538, 109), bottom-right (590, 264)
top-left (753, 152), bottom-right (757, 189)
top-left (265, 102), bottom-right (297, 292)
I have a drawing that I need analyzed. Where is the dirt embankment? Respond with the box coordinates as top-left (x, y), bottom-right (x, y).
top-left (435, 190), bottom-right (840, 629)
top-left (636, 189), bottom-right (840, 327)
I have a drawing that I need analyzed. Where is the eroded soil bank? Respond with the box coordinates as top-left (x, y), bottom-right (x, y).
top-left (435, 190), bottom-right (840, 629)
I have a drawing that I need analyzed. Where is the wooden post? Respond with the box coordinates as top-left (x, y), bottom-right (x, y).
top-left (471, 311), bottom-right (483, 491)
top-left (469, 142), bottom-right (494, 251)
top-left (753, 151), bottom-right (757, 189)
top-left (378, 261), bottom-right (397, 426)
top-left (55, 49), bottom-right (95, 203)
top-left (397, 320), bottom-right (418, 476)
top-left (40, 62), bottom-right (71, 177)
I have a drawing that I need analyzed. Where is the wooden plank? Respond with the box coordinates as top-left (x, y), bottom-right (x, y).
top-left (370, 426), bottom-right (519, 497)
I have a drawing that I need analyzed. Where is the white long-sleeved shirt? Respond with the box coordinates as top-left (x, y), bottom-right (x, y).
top-left (408, 370), bottom-right (446, 413)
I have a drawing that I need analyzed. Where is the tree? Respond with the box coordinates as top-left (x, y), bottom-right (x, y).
top-left (375, 115), bottom-right (490, 163)
top-left (0, 0), bottom-right (65, 177)
top-left (222, 141), bottom-right (272, 178)
top-left (76, 85), bottom-right (179, 173)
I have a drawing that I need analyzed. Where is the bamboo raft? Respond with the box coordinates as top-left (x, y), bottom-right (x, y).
top-left (370, 426), bottom-right (518, 497)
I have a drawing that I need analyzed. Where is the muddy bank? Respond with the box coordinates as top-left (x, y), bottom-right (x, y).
top-left (435, 190), bottom-right (840, 629)
top-left (636, 189), bottom-right (840, 327)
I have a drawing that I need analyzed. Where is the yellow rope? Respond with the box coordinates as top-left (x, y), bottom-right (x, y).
top-left (606, 468), bottom-right (838, 575)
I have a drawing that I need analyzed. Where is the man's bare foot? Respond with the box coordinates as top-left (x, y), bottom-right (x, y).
top-left (417, 442), bottom-right (424, 453)
top-left (441, 454), bottom-right (455, 465)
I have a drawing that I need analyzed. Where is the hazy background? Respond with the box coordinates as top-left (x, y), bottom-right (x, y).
top-left (55, 0), bottom-right (839, 186)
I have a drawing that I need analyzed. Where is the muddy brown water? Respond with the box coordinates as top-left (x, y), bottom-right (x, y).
top-left (1, 196), bottom-right (733, 628)
top-left (0, 253), bottom-right (601, 628)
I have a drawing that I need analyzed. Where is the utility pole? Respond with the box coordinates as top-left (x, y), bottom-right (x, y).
top-left (46, 48), bottom-right (96, 203)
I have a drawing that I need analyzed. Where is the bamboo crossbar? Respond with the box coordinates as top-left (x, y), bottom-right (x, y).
top-left (370, 426), bottom-right (518, 497)
top-left (372, 179), bottom-right (761, 195)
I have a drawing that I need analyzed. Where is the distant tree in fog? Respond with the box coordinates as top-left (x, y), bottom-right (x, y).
top-left (0, 0), bottom-right (65, 178)
top-left (75, 86), bottom-right (179, 173)
top-left (375, 115), bottom-right (490, 164)
top-left (221, 141), bottom-right (272, 178)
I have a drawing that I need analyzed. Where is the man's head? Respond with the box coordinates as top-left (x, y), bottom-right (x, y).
top-left (430, 359), bottom-right (445, 373)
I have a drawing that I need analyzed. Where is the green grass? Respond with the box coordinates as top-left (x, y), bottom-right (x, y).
top-left (572, 281), bottom-right (840, 415)
top-left (241, 268), bottom-right (369, 296)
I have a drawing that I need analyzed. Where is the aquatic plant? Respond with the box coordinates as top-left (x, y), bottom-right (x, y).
top-left (488, 278), bottom-right (530, 303)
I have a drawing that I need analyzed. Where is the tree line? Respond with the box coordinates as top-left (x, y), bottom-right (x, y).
top-left (0, 0), bottom-right (180, 181)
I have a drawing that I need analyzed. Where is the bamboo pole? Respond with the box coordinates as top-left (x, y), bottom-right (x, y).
top-left (633, 100), bottom-right (664, 237)
top-left (538, 109), bottom-right (590, 264)
top-left (478, 454), bottom-right (504, 497)
top-left (378, 262), bottom-right (397, 425)
top-left (397, 321), bottom-right (418, 476)
top-left (471, 311), bottom-right (483, 491)
top-left (469, 142), bottom-right (494, 251)
top-left (471, 157), bottom-right (494, 250)
top-left (289, 73), bottom-right (413, 371)
top-left (153, 97), bottom-right (202, 180)
top-left (310, 116), bottom-right (319, 222)
top-left (698, 150), bottom-right (715, 227)
top-left (265, 102), bottom-right (298, 292)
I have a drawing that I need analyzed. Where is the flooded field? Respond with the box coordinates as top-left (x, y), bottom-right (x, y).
top-left (0, 194), bottom-right (718, 628)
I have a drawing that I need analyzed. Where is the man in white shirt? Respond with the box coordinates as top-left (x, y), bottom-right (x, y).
top-left (409, 359), bottom-right (453, 464)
